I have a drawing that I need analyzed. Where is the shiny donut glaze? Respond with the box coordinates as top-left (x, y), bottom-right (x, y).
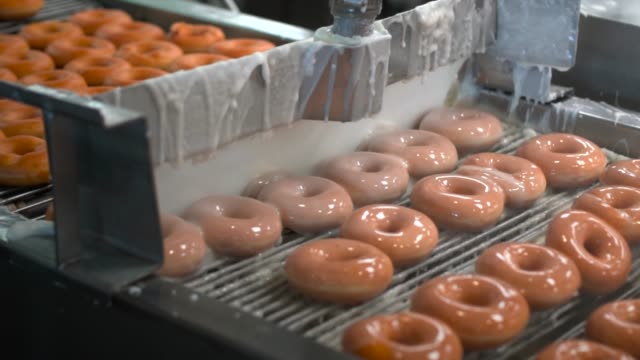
top-left (21, 69), bottom-right (87, 94)
top-left (46, 36), bottom-right (116, 67)
top-left (95, 21), bottom-right (164, 47)
top-left (157, 214), bottom-right (207, 278)
top-left (536, 340), bottom-right (635, 360)
top-left (411, 174), bottom-right (505, 232)
top-left (322, 152), bottom-right (410, 207)
top-left (586, 300), bottom-right (640, 357)
top-left (342, 312), bottom-right (463, 360)
top-left (340, 204), bottom-right (438, 267)
top-left (419, 107), bottom-right (503, 154)
top-left (601, 159), bottom-right (640, 188)
top-left (458, 152), bottom-right (547, 208)
top-left (0, 135), bottom-right (49, 186)
top-left (69, 9), bottom-right (133, 35)
top-left (545, 210), bottom-right (631, 294)
top-left (367, 129), bottom-right (458, 178)
top-left (183, 195), bottom-right (282, 257)
top-left (209, 38), bottom-right (275, 58)
top-left (476, 243), bottom-right (581, 310)
top-left (0, 99), bottom-right (44, 138)
top-left (0, 50), bottom-right (54, 78)
top-left (0, 68), bottom-right (16, 82)
top-left (285, 238), bottom-right (393, 304)
top-left (116, 40), bottom-right (184, 70)
top-left (0, 0), bottom-right (43, 21)
top-left (167, 53), bottom-right (230, 72)
top-left (169, 22), bottom-right (225, 53)
top-left (516, 133), bottom-right (607, 189)
top-left (0, 35), bottom-right (29, 57)
top-left (19, 21), bottom-right (83, 50)
top-left (104, 66), bottom-right (167, 86)
top-left (243, 171), bottom-right (292, 199)
top-left (411, 274), bottom-right (530, 350)
top-left (65, 55), bottom-right (131, 86)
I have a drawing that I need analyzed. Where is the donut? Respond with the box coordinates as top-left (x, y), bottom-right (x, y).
top-left (21, 70), bottom-right (88, 94)
top-left (545, 210), bottom-right (631, 294)
top-left (586, 300), bottom-right (640, 357)
top-left (84, 86), bottom-right (115, 96)
top-left (167, 53), bottom-right (230, 72)
top-left (0, 135), bottom-right (49, 186)
top-left (516, 133), bottom-right (607, 189)
top-left (342, 312), bottom-right (463, 360)
top-left (536, 340), bottom-right (635, 360)
top-left (95, 21), bottom-right (164, 47)
top-left (410, 274), bottom-right (529, 350)
top-left (285, 238), bottom-right (393, 304)
top-left (103, 66), bottom-right (167, 87)
top-left (257, 175), bottom-right (353, 234)
top-left (157, 214), bottom-right (207, 278)
top-left (476, 243), bottom-right (581, 310)
top-left (115, 40), bottom-right (183, 70)
top-left (209, 38), bottom-right (276, 58)
top-left (574, 186), bottom-right (640, 245)
top-left (0, 50), bottom-right (54, 78)
top-left (0, 35), bottom-right (29, 57)
top-left (458, 152), bottom-right (547, 208)
top-left (321, 152), bottom-right (410, 207)
top-left (64, 55), bottom-right (130, 86)
top-left (19, 21), bottom-right (84, 50)
top-left (601, 159), bottom-right (640, 188)
top-left (183, 195), bottom-right (282, 257)
top-left (419, 107), bottom-right (503, 154)
top-left (46, 36), bottom-right (116, 67)
top-left (411, 174), bottom-right (505, 232)
top-left (0, 0), bottom-right (43, 21)
top-left (0, 68), bottom-right (16, 82)
top-left (168, 22), bottom-right (225, 53)
top-left (45, 203), bottom-right (54, 221)
top-left (0, 99), bottom-right (44, 138)
top-left (367, 129), bottom-right (458, 179)
top-left (243, 170), bottom-right (292, 198)
top-left (69, 9), bottom-right (133, 35)
top-left (340, 204), bottom-right (438, 267)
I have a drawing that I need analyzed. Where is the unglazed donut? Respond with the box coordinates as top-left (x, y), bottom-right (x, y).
top-left (95, 21), bottom-right (164, 47)
top-left (411, 174), bottom-right (505, 232)
top-left (69, 9), bottom-right (133, 35)
top-left (183, 195), bottom-right (282, 257)
top-left (209, 38), bottom-right (276, 58)
top-left (340, 204), bottom-right (438, 267)
top-left (536, 340), bottom-right (635, 360)
top-left (157, 214), bottom-right (207, 278)
top-left (257, 175), bottom-right (353, 234)
top-left (0, 50), bottom-right (54, 78)
top-left (0, 135), bottom-right (49, 186)
top-left (411, 274), bottom-right (529, 350)
top-left (601, 159), bottom-right (640, 188)
top-left (321, 152), bottom-right (410, 207)
top-left (115, 40), bottom-right (183, 70)
top-left (285, 238), bottom-right (393, 304)
top-left (419, 107), bottom-right (503, 154)
top-left (0, 99), bottom-right (44, 138)
top-left (458, 153), bottom-right (547, 208)
top-left (0, 68), bottom-right (16, 82)
top-left (0, 35), bottom-right (29, 57)
top-left (516, 133), bottom-right (607, 189)
top-left (0, 0), bottom-right (43, 21)
top-left (167, 53), bottom-right (230, 72)
top-left (65, 55), bottom-right (131, 86)
top-left (367, 129), bottom-right (458, 178)
top-left (586, 300), bottom-right (640, 357)
top-left (21, 70), bottom-right (88, 94)
top-left (19, 21), bottom-right (84, 50)
top-left (84, 86), bottom-right (114, 96)
top-left (168, 22), bottom-right (225, 53)
top-left (46, 36), bottom-right (116, 67)
top-left (545, 210), bottom-right (631, 294)
top-left (476, 243), bottom-right (581, 310)
top-left (104, 67), bottom-right (167, 86)
top-left (342, 312), bottom-right (463, 360)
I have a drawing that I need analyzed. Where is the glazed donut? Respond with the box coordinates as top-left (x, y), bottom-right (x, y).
top-left (95, 21), bottom-right (164, 47)
top-left (0, 35), bottom-right (29, 57)
top-left (285, 238), bottom-right (393, 304)
top-left (157, 214), bottom-right (207, 278)
top-left (243, 170), bottom-right (292, 199)
top-left (46, 36), bottom-right (116, 67)
top-left (103, 66), bottom-right (167, 87)
top-left (419, 107), bottom-right (503, 154)
top-left (516, 133), bottom-right (607, 189)
top-left (476, 243), bottom-right (581, 310)
top-left (367, 129), bottom-right (458, 179)
top-left (342, 312), bottom-right (463, 360)
top-left (167, 53), bottom-right (230, 72)
top-left (574, 186), bottom-right (640, 245)
top-left (19, 21), bottom-right (84, 50)
top-left (257, 175), bottom-right (353, 234)
top-left (209, 38), bottom-right (276, 58)
top-left (168, 22), bottom-right (225, 53)
top-left (45, 203), bottom-right (54, 221)
top-left (0, 99), bottom-right (44, 138)
top-left (84, 86), bottom-right (114, 96)
top-left (69, 9), bottom-right (133, 35)
top-left (586, 300), bottom-right (640, 357)
top-left (321, 152), bottom-right (410, 207)
top-left (0, 135), bottom-right (49, 186)
top-left (21, 70), bottom-right (88, 94)
top-left (410, 274), bottom-right (529, 350)
top-left (115, 40), bottom-right (184, 70)
top-left (0, 50), bottom-right (54, 78)
top-left (536, 340), bottom-right (635, 360)
top-left (458, 152), bottom-right (547, 208)
top-left (545, 210), bottom-right (631, 294)
top-left (411, 174), bottom-right (505, 232)
top-left (340, 204), bottom-right (438, 267)
top-left (64, 55), bottom-right (130, 86)
top-left (0, 68), bottom-right (16, 82)
top-left (183, 195), bottom-right (282, 257)
top-left (0, 0), bottom-right (43, 21)
top-left (601, 159), bottom-right (640, 188)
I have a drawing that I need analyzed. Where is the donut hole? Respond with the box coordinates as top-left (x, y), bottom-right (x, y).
top-left (608, 195), bottom-right (638, 210)
top-left (583, 235), bottom-right (612, 260)
top-left (221, 209), bottom-right (253, 220)
top-left (331, 249), bottom-right (366, 262)
top-left (455, 288), bottom-right (494, 308)
top-left (514, 255), bottom-right (548, 272)
top-left (388, 325), bottom-right (436, 346)
top-left (445, 182), bottom-right (478, 196)
top-left (360, 162), bottom-right (384, 173)
top-left (376, 217), bottom-right (407, 235)
top-left (549, 141), bottom-right (581, 155)
top-left (494, 161), bottom-right (519, 175)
